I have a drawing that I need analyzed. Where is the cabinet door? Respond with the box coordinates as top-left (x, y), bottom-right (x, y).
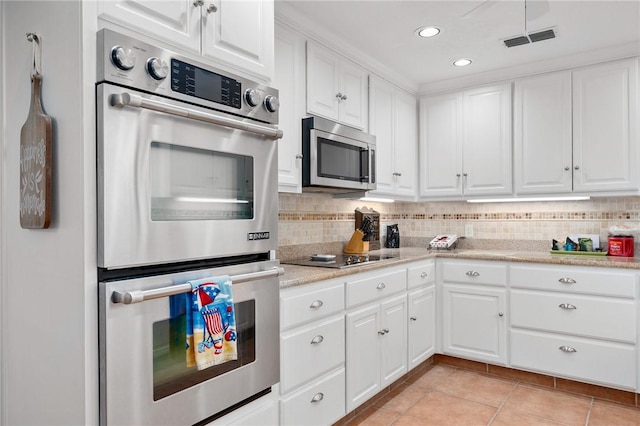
top-left (97, 0), bottom-right (200, 54)
top-left (408, 286), bottom-right (435, 370)
top-left (369, 75), bottom-right (395, 195)
top-left (201, 0), bottom-right (274, 81)
top-left (442, 284), bottom-right (507, 364)
top-left (462, 83), bottom-right (512, 196)
top-left (380, 294), bottom-right (408, 388)
top-left (572, 58), bottom-right (639, 192)
top-left (275, 24), bottom-right (305, 193)
top-left (419, 93), bottom-right (463, 197)
top-left (393, 89), bottom-right (417, 198)
top-left (346, 304), bottom-right (380, 412)
top-left (514, 72), bottom-right (573, 194)
top-left (338, 61), bottom-right (368, 130)
top-left (306, 42), bottom-right (340, 121)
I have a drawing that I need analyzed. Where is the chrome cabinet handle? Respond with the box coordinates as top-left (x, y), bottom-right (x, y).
top-left (558, 303), bottom-right (577, 310)
top-left (574, 165), bottom-right (580, 170)
top-left (456, 173), bottom-right (461, 178)
top-left (310, 393), bottom-right (324, 403)
top-left (498, 312), bottom-right (504, 317)
top-left (310, 335), bottom-right (324, 344)
top-left (193, 0), bottom-right (204, 6)
top-left (466, 271), bottom-right (480, 277)
top-left (564, 166), bottom-right (571, 171)
top-left (377, 282), bottom-right (386, 290)
top-left (336, 93), bottom-right (344, 100)
top-left (378, 330), bottom-right (386, 335)
top-left (393, 172), bottom-right (402, 177)
top-left (309, 300), bottom-right (323, 309)
top-left (296, 154), bottom-right (303, 159)
top-left (463, 173), bottom-right (468, 177)
top-left (410, 316), bottom-right (417, 321)
top-left (420, 272), bottom-right (428, 278)
top-left (206, 3), bottom-right (218, 13)
top-left (383, 328), bottom-right (389, 334)
top-left (559, 345), bottom-right (577, 353)
top-left (558, 277), bottom-right (576, 284)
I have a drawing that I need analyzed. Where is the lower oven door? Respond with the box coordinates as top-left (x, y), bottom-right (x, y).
top-left (99, 260), bottom-right (280, 426)
top-left (97, 83), bottom-right (280, 269)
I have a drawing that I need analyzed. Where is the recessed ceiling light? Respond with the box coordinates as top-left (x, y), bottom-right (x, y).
top-left (417, 26), bottom-right (440, 38)
top-left (453, 58), bottom-right (472, 67)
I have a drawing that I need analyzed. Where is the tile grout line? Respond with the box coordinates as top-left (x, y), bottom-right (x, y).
top-left (584, 397), bottom-right (595, 426)
top-left (486, 379), bottom-right (521, 425)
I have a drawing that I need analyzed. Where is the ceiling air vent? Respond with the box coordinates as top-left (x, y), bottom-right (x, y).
top-left (503, 28), bottom-right (556, 48)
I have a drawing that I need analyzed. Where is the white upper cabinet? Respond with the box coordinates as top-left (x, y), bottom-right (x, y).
top-left (97, 0), bottom-right (274, 82)
top-left (514, 71), bottom-right (573, 194)
top-left (369, 75), bottom-right (417, 199)
top-left (515, 58), bottom-right (639, 196)
top-left (419, 83), bottom-right (512, 198)
top-left (274, 23), bottom-right (306, 193)
top-left (572, 58), bottom-right (639, 193)
top-left (306, 41), bottom-right (368, 130)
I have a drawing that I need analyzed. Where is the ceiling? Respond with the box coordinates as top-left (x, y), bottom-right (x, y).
top-left (276, 0), bottom-right (640, 88)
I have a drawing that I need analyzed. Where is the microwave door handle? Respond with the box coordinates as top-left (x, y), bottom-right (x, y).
top-left (111, 267), bottom-right (285, 304)
top-left (369, 148), bottom-right (375, 184)
top-left (109, 92), bottom-right (284, 140)
top-left (360, 148), bottom-right (369, 182)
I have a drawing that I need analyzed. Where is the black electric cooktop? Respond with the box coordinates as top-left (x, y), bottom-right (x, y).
top-left (282, 253), bottom-right (398, 269)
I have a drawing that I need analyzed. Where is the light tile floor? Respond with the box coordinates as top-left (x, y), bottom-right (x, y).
top-left (342, 365), bottom-right (640, 426)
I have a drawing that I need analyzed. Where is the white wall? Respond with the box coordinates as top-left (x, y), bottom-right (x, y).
top-left (1, 1), bottom-right (97, 424)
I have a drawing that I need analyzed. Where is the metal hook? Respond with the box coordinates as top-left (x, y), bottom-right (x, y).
top-left (26, 32), bottom-right (42, 77)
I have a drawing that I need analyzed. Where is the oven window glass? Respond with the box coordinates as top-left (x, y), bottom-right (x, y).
top-left (152, 299), bottom-right (256, 401)
top-left (317, 137), bottom-right (363, 181)
top-left (149, 142), bottom-right (254, 221)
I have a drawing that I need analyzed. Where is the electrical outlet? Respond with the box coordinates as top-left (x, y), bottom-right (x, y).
top-left (465, 224), bottom-right (474, 238)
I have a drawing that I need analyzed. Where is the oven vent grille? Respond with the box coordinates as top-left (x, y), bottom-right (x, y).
top-left (503, 28), bottom-right (556, 48)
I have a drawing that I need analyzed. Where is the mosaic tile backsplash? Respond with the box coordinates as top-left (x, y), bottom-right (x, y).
top-left (278, 193), bottom-right (640, 254)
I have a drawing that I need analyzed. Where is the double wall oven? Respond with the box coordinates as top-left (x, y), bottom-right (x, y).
top-left (97, 30), bottom-right (282, 425)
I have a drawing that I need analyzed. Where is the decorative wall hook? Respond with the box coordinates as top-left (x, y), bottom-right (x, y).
top-left (26, 32), bottom-right (42, 77)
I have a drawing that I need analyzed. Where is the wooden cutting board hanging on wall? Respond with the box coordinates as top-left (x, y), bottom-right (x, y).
top-left (20, 33), bottom-right (52, 229)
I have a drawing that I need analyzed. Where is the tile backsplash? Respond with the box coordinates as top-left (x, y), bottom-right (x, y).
top-left (278, 193), bottom-right (640, 252)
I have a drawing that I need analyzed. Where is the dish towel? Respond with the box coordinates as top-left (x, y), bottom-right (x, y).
top-left (186, 275), bottom-right (238, 370)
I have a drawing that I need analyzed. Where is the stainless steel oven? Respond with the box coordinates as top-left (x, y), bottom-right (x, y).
top-left (96, 29), bottom-right (283, 425)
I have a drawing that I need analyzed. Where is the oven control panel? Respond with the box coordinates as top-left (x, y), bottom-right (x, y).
top-left (97, 29), bottom-right (279, 124)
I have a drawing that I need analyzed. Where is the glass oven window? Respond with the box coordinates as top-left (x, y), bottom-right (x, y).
top-left (149, 142), bottom-right (254, 221)
top-left (152, 299), bottom-right (256, 401)
top-left (317, 137), bottom-right (363, 181)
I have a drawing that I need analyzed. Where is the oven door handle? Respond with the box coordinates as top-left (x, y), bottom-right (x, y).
top-left (110, 92), bottom-right (284, 140)
top-left (111, 266), bottom-right (285, 304)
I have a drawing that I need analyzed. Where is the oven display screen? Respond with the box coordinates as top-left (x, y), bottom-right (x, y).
top-left (171, 59), bottom-right (242, 109)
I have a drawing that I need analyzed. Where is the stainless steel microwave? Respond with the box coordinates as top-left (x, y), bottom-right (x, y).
top-left (302, 116), bottom-right (376, 192)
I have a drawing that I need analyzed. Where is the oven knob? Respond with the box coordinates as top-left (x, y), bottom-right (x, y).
top-left (110, 46), bottom-right (136, 71)
top-left (244, 88), bottom-right (261, 107)
top-left (146, 57), bottom-right (169, 80)
top-left (264, 95), bottom-right (280, 113)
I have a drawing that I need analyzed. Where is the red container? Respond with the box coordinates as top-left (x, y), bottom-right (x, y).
top-left (608, 236), bottom-right (634, 257)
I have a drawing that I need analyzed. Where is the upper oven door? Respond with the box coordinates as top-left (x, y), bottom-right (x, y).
top-left (97, 83), bottom-right (280, 269)
top-left (310, 129), bottom-right (376, 191)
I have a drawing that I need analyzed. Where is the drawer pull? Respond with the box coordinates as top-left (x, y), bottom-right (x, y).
top-left (377, 282), bottom-right (386, 290)
top-left (466, 271), bottom-right (480, 277)
top-left (378, 330), bottom-right (386, 335)
top-left (558, 303), bottom-right (577, 310)
top-left (310, 392), bottom-right (324, 403)
top-left (558, 277), bottom-right (577, 284)
top-left (420, 272), bottom-right (428, 278)
top-left (383, 328), bottom-right (389, 334)
top-left (498, 312), bottom-right (504, 317)
top-left (310, 335), bottom-right (324, 344)
top-left (410, 316), bottom-right (417, 321)
top-left (559, 345), bottom-right (577, 353)
top-left (309, 300), bottom-right (324, 309)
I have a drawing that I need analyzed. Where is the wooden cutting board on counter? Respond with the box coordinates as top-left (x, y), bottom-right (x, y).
top-left (20, 73), bottom-right (52, 229)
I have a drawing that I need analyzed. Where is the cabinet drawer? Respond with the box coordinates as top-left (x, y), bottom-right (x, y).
top-left (511, 329), bottom-right (636, 389)
top-left (346, 269), bottom-right (406, 308)
top-left (280, 316), bottom-right (345, 394)
top-left (510, 265), bottom-right (636, 298)
top-left (407, 261), bottom-right (435, 289)
top-left (441, 260), bottom-right (507, 286)
top-left (280, 368), bottom-right (346, 426)
top-left (511, 290), bottom-right (636, 343)
top-left (280, 280), bottom-right (344, 329)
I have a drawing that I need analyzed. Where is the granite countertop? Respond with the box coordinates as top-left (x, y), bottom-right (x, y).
top-left (279, 247), bottom-right (640, 289)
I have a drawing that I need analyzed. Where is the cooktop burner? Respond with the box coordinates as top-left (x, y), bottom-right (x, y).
top-left (283, 253), bottom-right (398, 269)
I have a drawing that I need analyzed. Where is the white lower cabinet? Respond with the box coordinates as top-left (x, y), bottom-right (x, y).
top-left (439, 260), bottom-right (508, 364)
top-left (509, 263), bottom-right (637, 390)
top-left (408, 286), bottom-right (435, 370)
top-left (280, 278), bottom-right (346, 425)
